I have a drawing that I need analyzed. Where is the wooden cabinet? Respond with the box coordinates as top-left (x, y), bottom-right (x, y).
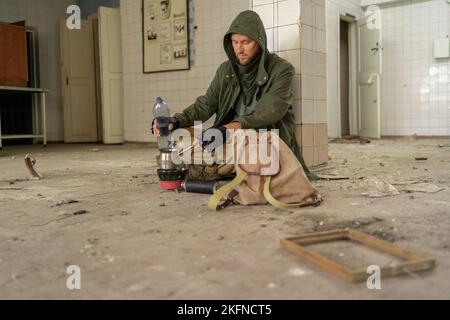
top-left (0, 21), bottom-right (28, 87)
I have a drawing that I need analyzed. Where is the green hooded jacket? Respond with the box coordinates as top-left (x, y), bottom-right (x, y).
top-left (175, 10), bottom-right (313, 177)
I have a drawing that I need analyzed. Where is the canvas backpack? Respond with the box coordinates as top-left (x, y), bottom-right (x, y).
top-left (208, 130), bottom-right (322, 210)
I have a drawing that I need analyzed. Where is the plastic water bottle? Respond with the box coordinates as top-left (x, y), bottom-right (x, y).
top-left (153, 97), bottom-right (170, 149)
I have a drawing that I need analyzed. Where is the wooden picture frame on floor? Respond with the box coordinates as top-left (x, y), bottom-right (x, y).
top-left (281, 228), bottom-right (436, 282)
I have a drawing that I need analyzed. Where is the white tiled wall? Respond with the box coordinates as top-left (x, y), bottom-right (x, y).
top-left (328, 0), bottom-right (450, 137)
top-left (326, 0), bottom-right (363, 138)
top-left (252, 0), bottom-right (301, 107)
top-left (253, 0), bottom-right (328, 166)
top-left (299, 0), bottom-right (327, 126)
top-left (0, 0), bottom-right (75, 141)
top-left (120, 0), bottom-right (250, 142)
top-left (380, 0), bottom-right (450, 136)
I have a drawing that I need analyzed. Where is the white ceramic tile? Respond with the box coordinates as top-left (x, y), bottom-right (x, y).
top-left (279, 49), bottom-right (301, 74)
top-left (314, 52), bottom-right (326, 77)
top-left (266, 28), bottom-right (276, 52)
top-left (314, 76), bottom-right (327, 100)
top-left (300, 24), bottom-right (314, 51)
top-left (301, 74), bottom-right (315, 100)
top-left (278, 24), bottom-right (300, 51)
top-left (277, 0), bottom-right (300, 26)
top-left (253, 3), bottom-right (274, 29)
top-left (314, 3), bottom-right (325, 30)
top-left (300, 0), bottom-right (314, 27)
top-left (301, 99), bottom-right (314, 124)
top-left (300, 49), bottom-right (314, 76)
top-left (253, 0), bottom-right (273, 6)
top-left (315, 28), bottom-right (326, 53)
top-left (314, 100), bottom-right (327, 124)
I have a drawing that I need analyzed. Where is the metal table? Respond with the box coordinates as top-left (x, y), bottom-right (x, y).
top-left (0, 85), bottom-right (49, 149)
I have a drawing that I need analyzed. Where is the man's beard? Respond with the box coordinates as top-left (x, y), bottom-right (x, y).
top-left (237, 56), bottom-right (251, 65)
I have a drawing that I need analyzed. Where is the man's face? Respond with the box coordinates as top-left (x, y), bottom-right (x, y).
top-left (231, 34), bottom-right (261, 65)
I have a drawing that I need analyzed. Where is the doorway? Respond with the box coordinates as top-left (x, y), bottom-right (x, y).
top-left (338, 15), bottom-right (358, 138)
top-left (60, 7), bottom-right (123, 144)
top-left (340, 20), bottom-right (350, 136)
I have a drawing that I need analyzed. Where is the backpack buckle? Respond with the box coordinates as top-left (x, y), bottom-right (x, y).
top-left (217, 189), bottom-right (239, 211)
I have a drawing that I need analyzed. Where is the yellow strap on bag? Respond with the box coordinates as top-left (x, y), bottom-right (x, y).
top-left (262, 176), bottom-right (301, 208)
top-left (208, 170), bottom-right (247, 210)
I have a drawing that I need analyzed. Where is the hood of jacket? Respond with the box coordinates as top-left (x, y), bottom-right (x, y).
top-left (223, 10), bottom-right (269, 87)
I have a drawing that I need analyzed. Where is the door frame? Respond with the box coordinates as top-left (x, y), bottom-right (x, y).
top-left (339, 14), bottom-right (359, 137)
top-left (88, 13), bottom-right (104, 142)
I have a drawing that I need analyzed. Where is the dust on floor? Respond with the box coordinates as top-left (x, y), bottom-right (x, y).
top-left (0, 139), bottom-right (449, 299)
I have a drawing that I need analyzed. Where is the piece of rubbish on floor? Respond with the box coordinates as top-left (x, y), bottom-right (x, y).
top-left (415, 157), bottom-right (428, 161)
top-left (362, 177), bottom-right (400, 198)
top-left (50, 198), bottom-right (79, 207)
top-left (317, 172), bottom-right (349, 180)
top-left (24, 154), bottom-right (42, 179)
top-left (288, 268), bottom-right (307, 277)
top-left (280, 228), bottom-right (436, 283)
top-left (360, 138), bottom-right (371, 144)
top-left (389, 179), bottom-right (421, 186)
top-left (329, 135), bottom-right (371, 144)
top-left (73, 210), bottom-right (89, 215)
top-left (396, 183), bottom-right (445, 194)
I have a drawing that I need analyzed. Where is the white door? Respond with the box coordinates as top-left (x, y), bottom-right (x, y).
top-left (357, 10), bottom-right (382, 139)
top-left (60, 19), bottom-right (98, 142)
top-left (98, 7), bottom-right (124, 144)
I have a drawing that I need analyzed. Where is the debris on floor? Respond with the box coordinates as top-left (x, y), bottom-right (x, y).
top-left (396, 183), bottom-right (445, 194)
top-left (287, 268), bottom-right (307, 277)
top-left (311, 164), bottom-right (349, 180)
top-left (24, 154), bottom-right (42, 180)
top-left (50, 198), bottom-right (79, 207)
top-left (362, 177), bottom-right (400, 198)
top-left (1, 140), bottom-right (449, 299)
top-left (316, 173), bottom-right (349, 181)
top-left (73, 210), bottom-right (89, 215)
top-left (329, 135), bottom-right (371, 144)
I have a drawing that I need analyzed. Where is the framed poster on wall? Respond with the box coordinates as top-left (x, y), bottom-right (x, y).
top-left (142, 0), bottom-right (190, 73)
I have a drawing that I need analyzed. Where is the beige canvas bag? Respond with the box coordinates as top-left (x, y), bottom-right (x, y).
top-left (208, 130), bottom-right (322, 210)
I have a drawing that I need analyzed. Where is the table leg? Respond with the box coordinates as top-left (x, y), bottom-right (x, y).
top-left (33, 94), bottom-right (38, 144)
top-left (41, 92), bottom-right (47, 147)
top-left (0, 110), bottom-right (2, 150)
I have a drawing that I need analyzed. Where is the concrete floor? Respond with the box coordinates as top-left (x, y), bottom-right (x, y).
top-left (0, 139), bottom-right (449, 299)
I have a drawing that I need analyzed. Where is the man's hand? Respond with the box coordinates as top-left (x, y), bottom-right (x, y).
top-left (199, 124), bottom-right (238, 152)
top-left (196, 122), bottom-right (241, 152)
top-left (224, 121), bottom-right (241, 130)
top-left (151, 117), bottom-right (180, 137)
